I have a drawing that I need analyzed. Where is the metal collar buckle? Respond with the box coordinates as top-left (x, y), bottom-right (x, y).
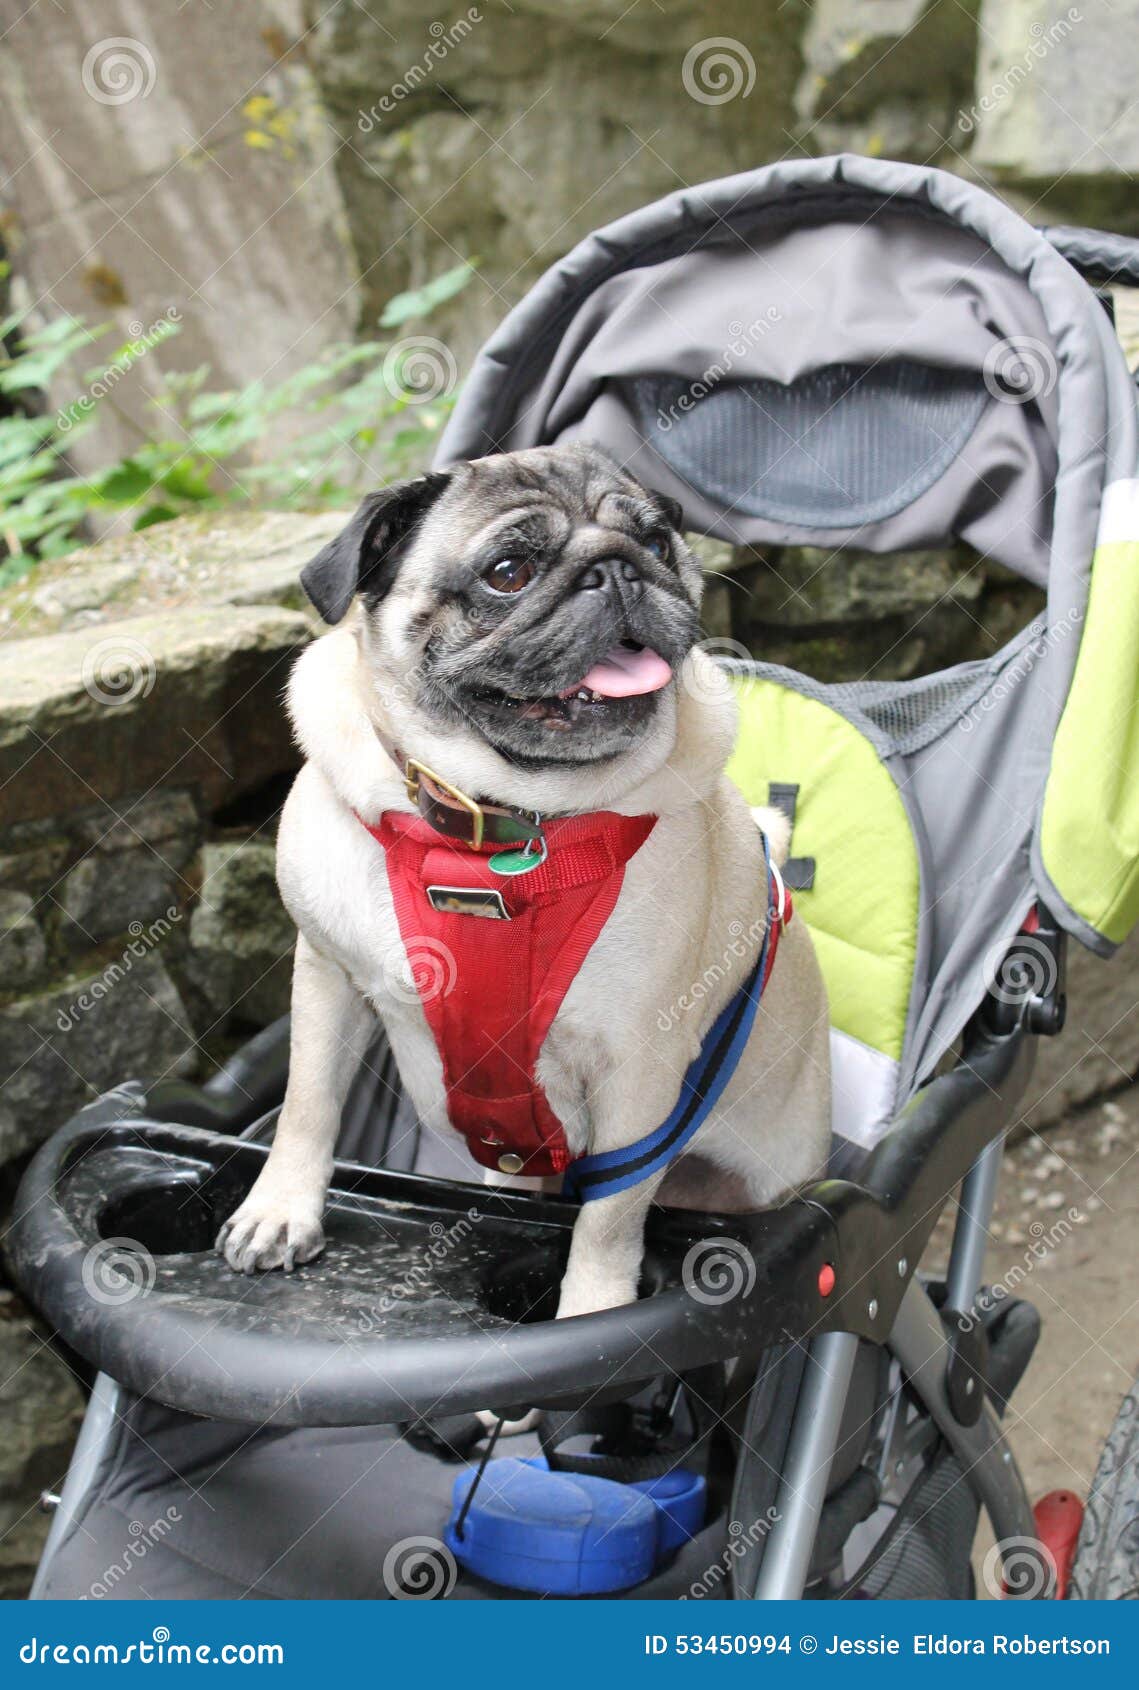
top-left (404, 757), bottom-right (486, 849)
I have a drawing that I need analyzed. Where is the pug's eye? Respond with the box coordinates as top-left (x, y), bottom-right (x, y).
top-left (644, 531), bottom-right (670, 562)
top-left (482, 556), bottom-right (535, 594)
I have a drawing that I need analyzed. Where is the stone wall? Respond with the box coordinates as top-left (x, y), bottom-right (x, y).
top-left (0, 0), bottom-right (359, 482)
top-left (3, 3), bottom-right (1136, 451)
top-left (0, 511), bottom-right (343, 1156)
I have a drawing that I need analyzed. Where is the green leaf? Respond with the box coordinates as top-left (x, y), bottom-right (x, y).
top-left (133, 503), bottom-right (181, 530)
top-left (88, 458), bottom-right (156, 504)
top-left (0, 317), bottom-right (106, 394)
top-left (0, 553), bottom-right (37, 588)
top-left (379, 261), bottom-right (475, 328)
top-left (157, 458), bottom-right (214, 502)
top-left (0, 270), bottom-right (471, 585)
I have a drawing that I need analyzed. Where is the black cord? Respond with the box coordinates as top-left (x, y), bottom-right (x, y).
top-left (451, 1416), bottom-right (505, 1541)
top-left (833, 1441), bottom-right (950, 1600)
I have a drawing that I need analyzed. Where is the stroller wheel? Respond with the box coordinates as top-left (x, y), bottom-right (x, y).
top-left (1068, 1378), bottom-right (1139, 1599)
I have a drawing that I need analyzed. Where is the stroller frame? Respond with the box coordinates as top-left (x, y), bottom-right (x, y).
top-left (15, 955), bottom-right (1044, 1601)
top-left (755, 1151), bottom-right (1032, 1599)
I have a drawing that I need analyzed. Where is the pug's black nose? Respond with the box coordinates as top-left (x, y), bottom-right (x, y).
top-left (576, 558), bottom-right (644, 600)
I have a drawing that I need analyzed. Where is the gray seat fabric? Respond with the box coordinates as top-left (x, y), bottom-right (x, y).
top-left (33, 1393), bottom-right (730, 1601)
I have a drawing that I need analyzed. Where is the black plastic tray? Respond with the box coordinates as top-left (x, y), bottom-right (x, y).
top-left (8, 1025), bottom-right (1030, 1426)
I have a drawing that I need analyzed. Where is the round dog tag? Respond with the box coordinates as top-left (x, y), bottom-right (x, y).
top-left (489, 845), bottom-right (545, 877)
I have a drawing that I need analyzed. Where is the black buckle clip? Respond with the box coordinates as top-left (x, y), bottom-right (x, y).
top-left (981, 906), bottom-right (1067, 1037)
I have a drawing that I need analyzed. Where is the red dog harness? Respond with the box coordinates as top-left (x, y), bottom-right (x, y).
top-left (363, 809), bottom-right (657, 1177)
top-left (360, 746), bottom-right (792, 1191)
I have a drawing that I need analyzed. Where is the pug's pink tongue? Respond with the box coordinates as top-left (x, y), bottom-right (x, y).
top-left (570, 645), bottom-right (672, 698)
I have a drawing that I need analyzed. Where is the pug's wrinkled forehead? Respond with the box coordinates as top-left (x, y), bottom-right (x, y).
top-left (299, 443), bottom-right (685, 625)
top-left (448, 443), bottom-right (682, 536)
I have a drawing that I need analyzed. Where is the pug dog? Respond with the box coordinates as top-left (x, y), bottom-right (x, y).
top-left (216, 444), bottom-right (831, 1318)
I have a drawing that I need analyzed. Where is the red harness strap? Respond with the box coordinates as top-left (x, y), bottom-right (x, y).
top-left (363, 810), bottom-right (657, 1176)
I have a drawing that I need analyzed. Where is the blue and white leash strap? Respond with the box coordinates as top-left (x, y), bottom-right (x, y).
top-left (562, 834), bottom-right (785, 1204)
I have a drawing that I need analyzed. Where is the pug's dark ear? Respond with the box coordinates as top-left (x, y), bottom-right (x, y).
top-left (652, 492), bottom-right (685, 532)
top-left (300, 471), bottom-right (452, 624)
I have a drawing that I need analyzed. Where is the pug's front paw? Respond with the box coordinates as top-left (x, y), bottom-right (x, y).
top-left (216, 1188), bottom-right (325, 1275)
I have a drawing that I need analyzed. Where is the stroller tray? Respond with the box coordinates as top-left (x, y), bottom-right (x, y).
top-left (11, 1107), bottom-right (854, 1426)
top-left (10, 1020), bottom-right (1028, 1426)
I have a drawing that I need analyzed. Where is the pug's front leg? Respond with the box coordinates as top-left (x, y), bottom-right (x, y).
top-left (556, 1170), bottom-right (669, 1318)
top-left (217, 935), bottom-right (372, 1274)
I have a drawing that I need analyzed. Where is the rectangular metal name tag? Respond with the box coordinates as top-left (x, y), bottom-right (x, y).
top-left (426, 885), bottom-right (511, 920)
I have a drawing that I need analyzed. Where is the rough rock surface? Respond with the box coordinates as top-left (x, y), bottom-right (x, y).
top-left (713, 546), bottom-right (1043, 682)
top-left (0, 0), bottom-right (359, 483)
top-left (187, 840), bottom-right (296, 1025)
top-left (794, 0), bottom-right (978, 159)
top-left (0, 605), bottom-right (312, 830)
top-left (0, 951), bottom-right (196, 1165)
top-left (1022, 930), bottom-right (1139, 1130)
top-left (970, 0), bottom-right (1139, 224)
top-left (0, 515), bottom-right (323, 1166)
top-left (0, 509), bottom-right (345, 642)
top-left (310, 0), bottom-right (804, 353)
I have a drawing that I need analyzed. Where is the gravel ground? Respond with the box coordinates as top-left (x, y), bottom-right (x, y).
top-left (922, 1083), bottom-right (1139, 1592)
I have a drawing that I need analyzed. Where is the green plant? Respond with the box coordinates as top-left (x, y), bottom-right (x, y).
top-left (0, 262), bottom-right (475, 586)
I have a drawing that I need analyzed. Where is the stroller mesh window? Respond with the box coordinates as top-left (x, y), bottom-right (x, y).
top-left (824, 670), bottom-right (1001, 755)
top-left (632, 362), bottom-right (989, 529)
top-left (722, 638), bottom-right (1044, 759)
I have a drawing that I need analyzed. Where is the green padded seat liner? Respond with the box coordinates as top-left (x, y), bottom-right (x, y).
top-left (1041, 485), bottom-right (1139, 948)
top-left (727, 677), bottom-right (921, 1067)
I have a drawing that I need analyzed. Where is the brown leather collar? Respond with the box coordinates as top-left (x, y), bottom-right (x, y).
top-left (375, 728), bottom-right (544, 851)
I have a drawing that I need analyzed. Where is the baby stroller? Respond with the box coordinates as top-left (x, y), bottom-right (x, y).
top-left (12, 154), bottom-right (1139, 1601)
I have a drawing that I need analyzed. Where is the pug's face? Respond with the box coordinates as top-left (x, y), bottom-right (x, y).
top-left (301, 444), bottom-right (702, 769)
